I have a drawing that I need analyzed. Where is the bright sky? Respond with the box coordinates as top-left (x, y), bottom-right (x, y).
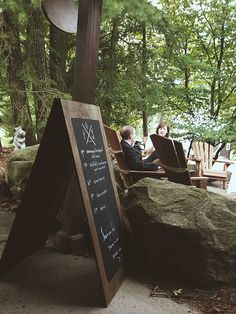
top-left (149, 0), bottom-right (160, 7)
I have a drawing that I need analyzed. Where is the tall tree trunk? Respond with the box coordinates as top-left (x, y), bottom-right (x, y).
top-left (102, 17), bottom-right (119, 125)
top-left (183, 42), bottom-right (194, 117)
top-left (142, 111), bottom-right (148, 138)
top-left (141, 24), bottom-right (148, 137)
top-left (26, 5), bottom-right (48, 141)
top-left (49, 24), bottom-right (67, 92)
top-left (215, 19), bottom-right (226, 118)
top-left (210, 78), bottom-right (216, 119)
top-left (2, 9), bottom-right (36, 145)
top-left (214, 143), bottom-right (226, 161)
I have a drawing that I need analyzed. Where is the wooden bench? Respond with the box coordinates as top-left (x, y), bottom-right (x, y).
top-left (150, 134), bottom-right (208, 189)
top-left (104, 125), bottom-right (166, 188)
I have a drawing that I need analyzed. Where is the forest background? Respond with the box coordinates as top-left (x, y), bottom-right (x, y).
top-left (0, 0), bottom-right (236, 158)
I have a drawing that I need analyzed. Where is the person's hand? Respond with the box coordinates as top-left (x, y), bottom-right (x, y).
top-left (153, 159), bottom-right (160, 164)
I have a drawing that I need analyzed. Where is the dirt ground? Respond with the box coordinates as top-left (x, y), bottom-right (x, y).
top-left (0, 149), bottom-right (236, 313)
top-left (148, 280), bottom-right (236, 313)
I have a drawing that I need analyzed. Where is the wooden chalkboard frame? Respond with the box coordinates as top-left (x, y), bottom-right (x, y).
top-left (0, 98), bottom-right (125, 306)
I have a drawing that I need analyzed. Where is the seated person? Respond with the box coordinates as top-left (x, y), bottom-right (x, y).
top-left (120, 125), bottom-right (158, 171)
top-left (145, 121), bottom-right (170, 156)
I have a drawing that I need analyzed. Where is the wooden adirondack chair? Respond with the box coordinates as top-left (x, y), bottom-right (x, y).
top-left (104, 125), bottom-right (166, 188)
top-left (150, 134), bottom-right (207, 189)
top-left (192, 142), bottom-right (234, 189)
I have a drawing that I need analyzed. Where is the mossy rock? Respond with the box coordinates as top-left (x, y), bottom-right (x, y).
top-left (5, 145), bottom-right (39, 199)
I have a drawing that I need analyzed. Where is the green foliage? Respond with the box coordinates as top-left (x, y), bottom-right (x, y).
top-left (0, 0), bottom-right (236, 152)
top-left (97, 2), bottom-right (165, 128)
top-left (102, 0), bottom-right (158, 22)
top-left (150, 0), bottom-right (236, 151)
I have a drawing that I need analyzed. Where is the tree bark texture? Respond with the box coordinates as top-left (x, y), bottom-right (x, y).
top-left (2, 9), bottom-right (36, 145)
top-left (49, 24), bottom-right (67, 92)
top-left (26, 5), bottom-right (48, 141)
top-left (102, 17), bottom-right (119, 125)
top-left (142, 24), bottom-right (148, 137)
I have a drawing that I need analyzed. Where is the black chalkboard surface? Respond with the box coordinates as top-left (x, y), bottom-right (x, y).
top-left (72, 118), bottom-right (122, 281)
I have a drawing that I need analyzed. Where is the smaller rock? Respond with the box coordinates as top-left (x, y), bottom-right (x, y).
top-left (5, 145), bottom-right (39, 199)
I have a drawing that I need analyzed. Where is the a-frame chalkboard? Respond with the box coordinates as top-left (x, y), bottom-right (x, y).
top-left (0, 99), bottom-right (125, 306)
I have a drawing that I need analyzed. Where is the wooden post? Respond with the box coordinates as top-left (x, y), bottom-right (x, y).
top-left (54, 0), bottom-right (102, 252)
top-left (72, 0), bottom-right (102, 103)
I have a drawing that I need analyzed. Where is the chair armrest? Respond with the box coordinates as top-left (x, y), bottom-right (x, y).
top-left (129, 169), bottom-right (166, 175)
top-left (187, 157), bottom-right (202, 163)
top-left (156, 161), bottom-right (188, 174)
top-left (117, 167), bottom-right (165, 176)
top-left (191, 176), bottom-right (208, 181)
top-left (214, 159), bottom-right (235, 165)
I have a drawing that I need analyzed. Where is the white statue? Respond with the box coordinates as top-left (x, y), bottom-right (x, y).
top-left (13, 126), bottom-right (26, 149)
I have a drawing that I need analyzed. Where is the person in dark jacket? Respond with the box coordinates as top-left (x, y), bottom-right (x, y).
top-left (120, 125), bottom-right (158, 171)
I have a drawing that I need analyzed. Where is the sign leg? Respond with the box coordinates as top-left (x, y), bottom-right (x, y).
top-left (52, 172), bottom-right (87, 252)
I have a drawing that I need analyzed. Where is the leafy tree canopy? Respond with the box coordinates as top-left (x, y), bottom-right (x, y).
top-left (0, 0), bottom-right (235, 154)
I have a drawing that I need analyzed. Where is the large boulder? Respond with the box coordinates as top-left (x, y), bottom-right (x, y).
top-left (125, 178), bottom-right (236, 285)
top-left (5, 145), bottom-right (39, 199)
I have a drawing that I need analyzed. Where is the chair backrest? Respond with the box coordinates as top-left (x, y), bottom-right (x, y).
top-left (192, 142), bottom-right (213, 171)
top-left (150, 134), bottom-right (192, 186)
top-left (104, 125), bottom-right (128, 170)
top-left (104, 125), bottom-right (133, 187)
top-left (104, 124), bottom-right (121, 152)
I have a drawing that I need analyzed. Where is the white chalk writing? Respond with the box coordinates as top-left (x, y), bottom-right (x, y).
top-left (96, 189), bottom-right (108, 198)
top-left (82, 122), bottom-right (96, 145)
top-left (93, 176), bottom-right (105, 184)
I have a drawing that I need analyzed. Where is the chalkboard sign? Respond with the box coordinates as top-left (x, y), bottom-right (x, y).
top-left (0, 99), bottom-right (125, 306)
top-left (62, 100), bottom-right (125, 304)
top-left (72, 118), bottom-right (122, 281)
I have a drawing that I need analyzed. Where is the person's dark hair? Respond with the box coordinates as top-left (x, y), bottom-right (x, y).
top-left (120, 125), bottom-right (134, 140)
top-left (156, 121), bottom-right (170, 138)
